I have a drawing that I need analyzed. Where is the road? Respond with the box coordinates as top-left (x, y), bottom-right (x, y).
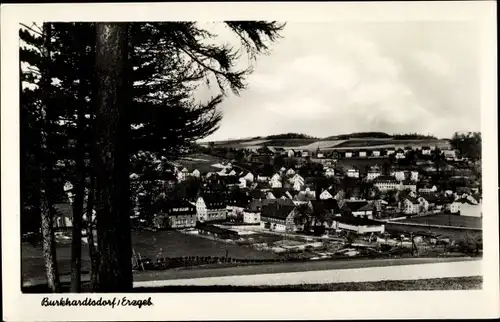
top-left (134, 259), bottom-right (482, 287)
top-left (22, 256), bottom-right (480, 287)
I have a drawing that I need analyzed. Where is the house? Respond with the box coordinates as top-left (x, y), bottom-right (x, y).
top-left (391, 170), bottom-right (406, 182)
top-left (416, 196), bottom-right (431, 213)
top-left (332, 216), bottom-right (385, 235)
top-left (443, 149), bottom-right (458, 160)
top-left (324, 167), bottom-right (335, 177)
top-left (410, 170), bottom-right (419, 182)
top-left (191, 169), bottom-right (201, 178)
top-left (175, 167), bottom-right (188, 182)
top-left (267, 188), bottom-right (292, 200)
top-left (287, 149), bottom-right (296, 158)
top-left (346, 168), bottom-right (360, 178)
top-left (153, 200), bottom-right (197, 230)
top-left (195, 194), bottom-right (227, 222)
top-left (366, 165), bottom-right (382, 181)
top-left (249, 189), bottom-right (267, 200)
top-left (293, 187), bottom-right (316, 204)
top-left (260, 203), bottom-right (297, 232)
top-left (449, 198), bottom-right (482, 217)
top-left (301, 150), bottom-right (309, 157)
top-left (53, 203), bottom-right (74, 229)
top-left (274, 147), bottom-right (286, 156)
top-left (226, 197), bottom-right (250, 221)
top-left (395, 149), bottom-right (406, 159)
top-left (269, 173), bottom-right (283, 188)
top-left (422, 146), bottom-right (432, 155)
top-left (345, 151), bottom-right (353, 158)
top-left (373, 176), bottom-right (399, 192)
top-left (372, 150), bottom-right (381, 157)
top-left (358, 150), bottom-right (367, 158)
top-left (320, 188), bottom-right (336, 200)
top-left (221, 175), bottom-right (241, 188)
top-left (343, 200), bottom-right (374, 219)
top-left (400, 180), bottom-right (417, 192)
top-left (239, 177), bottom-right (247, 188)
top-left (241, 171), bottom-right (255, 183)
top-left (293, 180), bottom-right (305, 191)
top-left (401, 197), bottom-right (419, 214)
top-left (291, 174), bottom-right (305, 191)
top-left (256, 173), bottom-right (271, 182)
top-left (398, 189), bottom-right (417, 201)
top-left (386, 149), bottom-right (395, 156)
top-left (243, 209), bottom-right (261, 224)
top-left (449, 200), bottom-right (461, 214)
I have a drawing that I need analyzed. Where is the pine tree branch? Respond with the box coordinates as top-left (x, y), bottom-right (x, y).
top-left (19, 23), bottom-right (46, 38)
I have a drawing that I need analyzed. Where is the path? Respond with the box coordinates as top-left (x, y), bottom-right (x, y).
top-left (22, 256), bottom-right (480, 287)
top-left (134, 259), bottom-right (482, 287)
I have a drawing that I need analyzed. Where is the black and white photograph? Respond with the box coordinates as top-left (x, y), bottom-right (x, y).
top-left (2, 1), bottom-right (498, 321)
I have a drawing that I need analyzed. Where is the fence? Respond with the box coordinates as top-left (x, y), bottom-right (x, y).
top-left (133, 256), bottom-right (284, 271)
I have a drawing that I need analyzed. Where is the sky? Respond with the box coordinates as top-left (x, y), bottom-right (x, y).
top-left (197, 21), bottom-right (481, 142)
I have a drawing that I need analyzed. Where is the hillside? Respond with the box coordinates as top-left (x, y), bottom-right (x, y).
top-left (199, 132), bottom-right (449, 151)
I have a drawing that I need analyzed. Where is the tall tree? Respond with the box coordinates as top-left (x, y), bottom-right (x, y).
top-left (38, 23), bottom-right (61, 292)
top-left (93, 22), bottom-right (133, 292)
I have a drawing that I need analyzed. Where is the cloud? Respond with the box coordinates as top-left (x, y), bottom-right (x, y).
top-left (202, 22), bottom-right (480, 141)
top-left (412, 50), bottom-right (453, 77)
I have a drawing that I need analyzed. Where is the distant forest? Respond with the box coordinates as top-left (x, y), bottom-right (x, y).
top-left (323, 132), bottom-right (437, 140)
top-left (391, 133), bottom-right (437, 140)
top-left (264, 133), bottom-right (318, 140)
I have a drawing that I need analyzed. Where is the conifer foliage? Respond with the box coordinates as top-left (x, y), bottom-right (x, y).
top-left (20, 21), bottom-right (285, 292)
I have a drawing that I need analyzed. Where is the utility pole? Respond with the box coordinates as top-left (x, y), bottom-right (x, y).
top-left (410, 232), bottom-right (414, 255)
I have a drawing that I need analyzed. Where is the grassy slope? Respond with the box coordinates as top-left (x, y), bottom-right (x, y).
top-left (21, 230), bottom-right (279, 282)
top-left (206, 134), bottom-right (450, 150)
top-left (174, 153), bottom-right (224, 172)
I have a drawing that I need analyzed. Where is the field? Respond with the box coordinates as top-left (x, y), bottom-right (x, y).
top-left (203, 137), bottom-right (451, 151)
top-left (333, 139), bottom-right (450, 149)
top-left (131, 230), bottom-right (279, 259)
top-left (21, 230), bottom-right (279, 283)
top-left (175, 153), bottom-right (226, 172)
top-left (398, 214), bottom-right (482, 229)
top-left (384, 222), bottom-right (482, 241)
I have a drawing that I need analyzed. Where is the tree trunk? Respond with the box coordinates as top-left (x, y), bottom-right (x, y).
top-left (93, 22), bottom-right (133, 292)
top-left (85, 173), bottom-right (99, 289)
top-left (39, 22), bottom-right (60, 293)
top-left (70, 41), bottom-right (88, 292)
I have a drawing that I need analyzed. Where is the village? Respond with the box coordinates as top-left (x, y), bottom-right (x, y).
top-left (52, 137), bottom-right (478, 272)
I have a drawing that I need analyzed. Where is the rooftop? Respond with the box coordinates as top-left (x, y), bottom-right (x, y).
top-left (261, 203), bottom-right (296, 220)
top-left (335, 216), bottom-right (383, 227)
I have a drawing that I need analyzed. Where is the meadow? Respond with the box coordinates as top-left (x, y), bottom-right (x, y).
top-left (399, 214), bottom-right (482, 229)
top-left (21, 230), bottom-right (279, 283)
